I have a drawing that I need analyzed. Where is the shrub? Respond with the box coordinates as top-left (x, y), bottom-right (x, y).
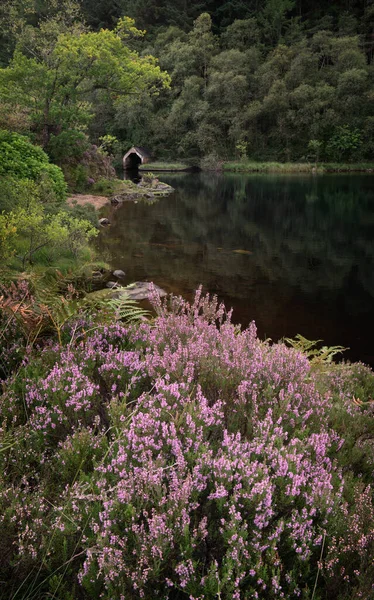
top-left (47, 131), bottom-right (90, 164)
top-left (326, 126), bottom-right (362, 162)
top-left (0, 130), bottom-right (67, 201)
top-left (91, 177), bottom-right (119, 196)
top-left (0, 289), bottom-right (373, 599)
top-left (0, 202), bottom-right (98, 270)
top-left (56, 140), bottom-right (116, 193)
top-left (200, 152), bottom-right (223, 171)
top-left (39, 162), bottom-right (68, 202)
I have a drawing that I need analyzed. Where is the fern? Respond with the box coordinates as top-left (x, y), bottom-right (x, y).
top-left (284, 334), bottom-right (347, 365)
top-left (1, 270), bottom-right (151, 353)
top-left (106, 295), bottom-right (150, 323)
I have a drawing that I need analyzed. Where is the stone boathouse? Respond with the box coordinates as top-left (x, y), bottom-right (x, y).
top-left (123, 146), bottom-right (152, 169)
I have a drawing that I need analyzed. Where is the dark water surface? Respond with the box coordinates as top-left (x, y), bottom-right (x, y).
top-left (98, 172), bottom-right (374, 366)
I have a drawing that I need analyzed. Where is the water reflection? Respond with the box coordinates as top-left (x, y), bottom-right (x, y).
top-left (123, 169), bottom-right (141, 184)
top-left (98, 173), bottom-right (374, 365)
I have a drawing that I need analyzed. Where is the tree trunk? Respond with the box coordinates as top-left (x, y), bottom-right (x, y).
top-left (42, 100), bottom-right (50, 149)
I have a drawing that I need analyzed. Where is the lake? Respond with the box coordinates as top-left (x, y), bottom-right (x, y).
top-left (98, 172), bottom-right (374, 366)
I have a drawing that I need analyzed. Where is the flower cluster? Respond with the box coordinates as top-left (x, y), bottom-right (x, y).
top-left (77, 381), bottom-right (342, 599)
top-left (0, 287), bottom-right (373, 599)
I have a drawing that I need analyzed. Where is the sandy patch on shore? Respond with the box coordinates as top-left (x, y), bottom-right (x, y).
top-left (67, 194), bottom-right (109, 210)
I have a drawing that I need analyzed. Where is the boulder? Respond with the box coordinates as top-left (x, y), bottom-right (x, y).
top-left (118, 282), bottom-right (167, 301)
top-left (109, 180), bottom-right (174, 204)
top-left (99, 217), bottom-right (110, 226)
top-left (113, 269), bottom-right (126, 279)
top-left (87, 281), bottom-right (167, 300)
top-left (87, 282), bottom-right (167, 303)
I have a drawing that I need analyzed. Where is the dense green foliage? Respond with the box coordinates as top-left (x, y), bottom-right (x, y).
top-left (0, 131), bottom-right (67, 201)
top-left (0, 15), bottom-right (169, 146)
top-left (126, 11), bottom-right (374, 162)
top-left (1, 0), bottom-right (373, 164)
top-left (0, 131), bottom-right (98, 270)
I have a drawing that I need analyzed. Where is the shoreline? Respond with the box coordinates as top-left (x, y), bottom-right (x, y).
top-left (135, 161), bottom-right (374, 175)
top-left (66, 162), bottom-right (374, 216)
top-left (222, 161), bottom-right (374, 174)
top-left (67, 178), bottom-right (174, 211)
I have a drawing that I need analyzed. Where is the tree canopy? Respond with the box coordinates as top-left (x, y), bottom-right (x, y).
top-left (0, 10), bottom-right (170, 148)
top-left (0, 0), bottom-right (373, 162)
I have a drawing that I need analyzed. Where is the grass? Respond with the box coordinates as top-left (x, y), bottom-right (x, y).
top-left (222, 161), bottom-right (374, 173)
top-left (139, 162), bottom-right (190, 171)
top-left (320, 162), bottom-right (374, 172)
top-left (90, 178), bottom-right (125, 196)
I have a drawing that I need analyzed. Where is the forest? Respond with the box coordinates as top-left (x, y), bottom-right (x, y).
top-left (0, 0), bottom-right (373, 171)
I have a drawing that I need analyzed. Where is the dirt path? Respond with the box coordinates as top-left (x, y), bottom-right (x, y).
top-left (67, 194), bottom-right (109, 210)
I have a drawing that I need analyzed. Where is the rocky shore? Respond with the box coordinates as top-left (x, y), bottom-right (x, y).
top-left (67, 176), bottom-right (174, 211)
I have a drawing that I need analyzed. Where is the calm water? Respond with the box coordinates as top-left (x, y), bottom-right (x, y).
top-left (98, 172), bottom-right (374, 366)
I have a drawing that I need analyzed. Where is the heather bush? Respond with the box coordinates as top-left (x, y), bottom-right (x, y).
top-left (75, 383), bottom-right (342, 599)
top-left (0, 288), bottom-right (373, 599)
top-left (324, 484), bottom-right (374, 599)
top-left (315, 362), bottom-right (374, 484)
top-left (0, 279), bottom-right (35, 379)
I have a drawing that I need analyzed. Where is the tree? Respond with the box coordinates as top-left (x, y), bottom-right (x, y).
top-left (260, 0), bottom-right (296, 45)
top-left (4, 2), bottom-right (369, 163)
top-left (326, 125), bottom-right (362, 161)
top-left (221, 18), bottom-right (260, 50)
top-left (0, 17), bottom-right (170, 148)
top-left (188, 13), bottom-right (217, 86)
top-left (0, 0), bottom-right (84, 67)
top-left (205, 50), bottom-right (250, 155)
top-left (0, 201), bottom-right (97, 268)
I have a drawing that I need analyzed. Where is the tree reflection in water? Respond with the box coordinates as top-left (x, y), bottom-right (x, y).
top-left (98, 173), bottom-right (374, 365)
